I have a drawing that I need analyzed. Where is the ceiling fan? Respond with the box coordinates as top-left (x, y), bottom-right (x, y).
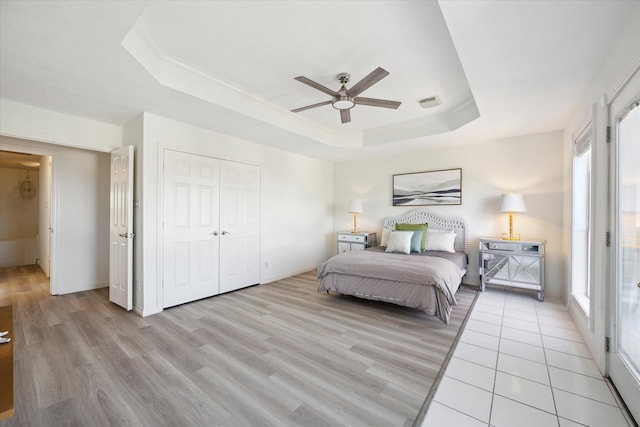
top-left (291, 67), bottom-right (401, 124)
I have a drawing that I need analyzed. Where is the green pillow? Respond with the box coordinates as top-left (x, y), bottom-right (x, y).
top-left (396, 223), bottom-right (429, 251)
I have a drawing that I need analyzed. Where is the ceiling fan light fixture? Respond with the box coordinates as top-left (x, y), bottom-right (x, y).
top-left (292, 67), bottom-right (400, 122)
top-left (332, 95), bottom-right (355, 110)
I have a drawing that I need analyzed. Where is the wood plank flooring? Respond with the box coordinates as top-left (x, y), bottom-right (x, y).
top-left (0, 265), bottom-right (476, 427)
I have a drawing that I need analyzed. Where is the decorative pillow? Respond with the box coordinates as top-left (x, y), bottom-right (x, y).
top-left (425, 230), bottom-right (456, 253)
top-left (410, 230), bottom-right (424, 253)
top-left (380, 227), bottom-right (393, 247)
top-left (385, 231), bottom-right (413, 254)
top-left (395, 223), bottom-right (429, 251)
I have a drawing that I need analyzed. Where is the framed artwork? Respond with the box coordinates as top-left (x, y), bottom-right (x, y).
top-left (393, 168), bottom-right (462, 206)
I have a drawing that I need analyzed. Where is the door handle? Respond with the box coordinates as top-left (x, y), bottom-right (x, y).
top-left (119, 233), bottom-right (127, 238)
top-left (210, 231), bottom-right (219, 236)
top-left (119, 233), bottom-right (135, 239)
top-left (221, 231), bottom-right (231, 235)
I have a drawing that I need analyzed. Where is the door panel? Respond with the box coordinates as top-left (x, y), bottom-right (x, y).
top-left (219, 161), bottom-right (260, 293)
top-left (109, 146), bottom-right (134, 310)
top-left (163, 150), bottom-right (220, 308)
top-left (609, 70), bottom-right (640, 424)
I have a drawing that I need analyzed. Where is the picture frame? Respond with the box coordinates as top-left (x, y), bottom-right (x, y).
top-left (393, 168), bottom-right (462, 206)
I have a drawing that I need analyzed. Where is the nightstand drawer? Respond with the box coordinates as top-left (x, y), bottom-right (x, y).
top-left (336, 231), bottom-right (376, 254)
top-left (338, 234), bottom-right (365, 243)
top-left (485, 241), bottom-right (543, 254)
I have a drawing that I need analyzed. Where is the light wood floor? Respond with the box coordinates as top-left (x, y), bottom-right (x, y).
top-left (0, 265), bottom-right (476, 427)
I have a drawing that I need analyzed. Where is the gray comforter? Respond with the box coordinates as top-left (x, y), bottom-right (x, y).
top-left (317, 249), bottom-right (463, 322)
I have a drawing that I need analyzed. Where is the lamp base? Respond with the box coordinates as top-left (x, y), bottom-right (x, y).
top-left (502, 232), bottom-right (521, 241)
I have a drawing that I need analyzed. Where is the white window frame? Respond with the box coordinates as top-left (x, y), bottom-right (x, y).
top-left (572, 121), bottom-right (593, 316)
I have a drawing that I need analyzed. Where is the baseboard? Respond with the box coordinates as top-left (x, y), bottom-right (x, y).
top-left (261, 265), bottom-right (319, 284)
top-left (56, 280), bottom-right (108, 295)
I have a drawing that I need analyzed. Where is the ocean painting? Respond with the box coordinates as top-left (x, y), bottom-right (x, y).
top-left (393, 168), bottom-right (462, 206)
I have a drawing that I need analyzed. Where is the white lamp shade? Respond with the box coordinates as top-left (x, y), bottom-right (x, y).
top-left (347, 199), bottom-right (363, 213)
top-left (497, 193), bottom-right (527, 212)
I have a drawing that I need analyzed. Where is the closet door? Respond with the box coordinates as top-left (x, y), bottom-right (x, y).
top-left (163, 150), bottom-right (220, 308)
top-left (219, 160), bottom-right (260, 293)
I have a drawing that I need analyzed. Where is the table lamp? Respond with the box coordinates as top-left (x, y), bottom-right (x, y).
top-left (497, 193), bottom-right (526, 240)
top-left (347, 200), bottom-right (363, 233)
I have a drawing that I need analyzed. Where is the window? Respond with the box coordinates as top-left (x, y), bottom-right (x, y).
top-left (572, 124), bottom-right (592, 314)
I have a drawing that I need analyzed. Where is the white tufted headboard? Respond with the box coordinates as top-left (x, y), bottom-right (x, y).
top-left (382, 208), bottom-right (470, 253)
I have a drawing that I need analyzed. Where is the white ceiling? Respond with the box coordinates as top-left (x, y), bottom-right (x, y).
top-left (0, 1), bottom-right (635, 161)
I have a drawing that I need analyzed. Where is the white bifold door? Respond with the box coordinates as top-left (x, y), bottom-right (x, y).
top-left (163, 150), bottom-right (260, 308)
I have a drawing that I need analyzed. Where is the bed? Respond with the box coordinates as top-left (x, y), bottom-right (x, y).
top-left (317, 208), bottom-right (469, 324)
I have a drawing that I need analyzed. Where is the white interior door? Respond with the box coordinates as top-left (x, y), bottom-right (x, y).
top-left (609, 70), bottom-right (640, 423)
top-left (219, 161), bottom-right (260, 293)
top-left (163, 150), bottom-right (220, 308)
top-left (38, 155), bottom-right (52, 278)
top-left (109, 146), bottom-right (134, 310)
top-left (44, 157), bottom-right (51, 277)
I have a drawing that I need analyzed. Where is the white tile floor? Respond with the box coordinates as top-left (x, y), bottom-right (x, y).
top-left (422, 287), bottom-right (635, 427)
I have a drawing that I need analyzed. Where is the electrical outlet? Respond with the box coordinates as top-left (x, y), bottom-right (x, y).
top-left (136, 280), bottom-right (140, 292)
top-left (264, 261), bottom-right (269, 269)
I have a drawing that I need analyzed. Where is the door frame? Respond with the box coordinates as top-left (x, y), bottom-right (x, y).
top-left (0, 140), bottom-right (58, 294)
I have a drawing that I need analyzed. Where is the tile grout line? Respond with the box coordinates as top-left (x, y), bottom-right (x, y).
top-left (413, 287), bottom-right (480, 426)
top-left (429, 400), bottom-right (492, 426)
top-left (487, 289), bottom-right (506, 427)
top-left (535, 298), bottom-right (562, 427)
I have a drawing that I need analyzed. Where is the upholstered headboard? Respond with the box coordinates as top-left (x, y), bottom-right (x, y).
top-left (382, 208), bottom-right (470, 253)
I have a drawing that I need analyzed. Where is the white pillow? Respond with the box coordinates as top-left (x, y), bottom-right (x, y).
top-left (380, 227), bottom-right (393, 247)
top-left (385, 231), bottom-right (413, 254)
top-left (425, 230), bottom-right (456, 253)
top-left (429, 229), bottom-right (455, 234)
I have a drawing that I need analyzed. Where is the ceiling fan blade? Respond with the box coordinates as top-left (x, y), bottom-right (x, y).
top-left (347, 67), bottom-right (390, 97)
top-left (354, 97), bottom-right (401, 109)
top-left (294, 76), bottom-right (339, 97)
top-left (340, 109), bottom-right (351, 124)
top-left (291, 100), bottom-right (332, 113)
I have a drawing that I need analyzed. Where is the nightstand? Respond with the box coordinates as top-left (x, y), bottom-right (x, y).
top-left (337, 231), bottom-right (376, 253)
top-left (479, 238), bottom-right (546, 301)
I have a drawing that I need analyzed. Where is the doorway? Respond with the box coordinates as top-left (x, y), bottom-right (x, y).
top-left (0, 148), bottom-right (55, 295)
top-left (608, 69), bottom-right (640, 423)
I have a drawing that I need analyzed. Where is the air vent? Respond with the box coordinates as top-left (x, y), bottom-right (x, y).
top-left (417, 96), bottom-right (441, 109)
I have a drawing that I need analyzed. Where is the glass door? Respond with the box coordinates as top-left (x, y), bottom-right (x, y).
top-left (609, 70), bottom-right (640, 424)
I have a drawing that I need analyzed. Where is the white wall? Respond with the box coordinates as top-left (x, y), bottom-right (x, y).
top-left (132, 113), bottom-right (334, 316)
top-left (0, 136), bottom-right (111, 294)
top-left (334, 131), bottom-right (565, 298)
top-left (562, 3), bottom-right (640, 372)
